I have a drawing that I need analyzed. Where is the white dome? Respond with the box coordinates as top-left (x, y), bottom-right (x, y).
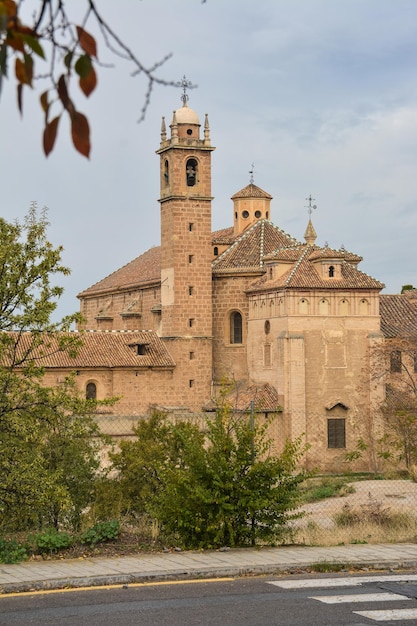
top-left (172, 104), bottom-right (200, 125)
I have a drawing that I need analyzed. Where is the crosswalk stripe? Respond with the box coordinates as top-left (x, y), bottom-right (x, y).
top-left (309, 592), bottom-right (412, 604)
top-left (353, 608), bottom-right (417, 621)
top-left (267, 574), bottom-right (417, 589)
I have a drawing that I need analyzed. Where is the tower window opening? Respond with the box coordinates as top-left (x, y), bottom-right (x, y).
top-left (189, 379), bottom-right (194, 388)
top-left (189, 318), bottom-right (194, 328)
top-left (242, 210), bottom-right (249, 219)
top-left (189, 222), bottom-right (194, 232)
top-left (255, 210), bottom-right (261, 218)
top-left (164, 159), bottom-right (169, 185)
top-left (329, 265), bottom-right (335, 277)
top-left (230, 311), bottom-right (242, 344)
top-left (187, 128), bottom-right (193, 136)
top-left (188, 286), bottom-right (194, 296)
top-left (188, 254), bottom-right (193, 264)
top-left (189, 351), bottom-right (194, 360)
top-left (186, 158), bottom-right (197, 186)
top-left (86, 382), bottom-right (97, 400)
top-left (214, 246), bottom-right (219, 256)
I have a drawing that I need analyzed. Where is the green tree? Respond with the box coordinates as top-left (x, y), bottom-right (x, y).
top-left (0, 205), bottom-right (109, 531)
top-left (112, 403), bottom-right (308, 549)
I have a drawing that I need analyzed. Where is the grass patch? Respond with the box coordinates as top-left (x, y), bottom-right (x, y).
top-left (298, 476), bottom-right (356, 504)
top-left (309, 561), bottom-right (346, 573)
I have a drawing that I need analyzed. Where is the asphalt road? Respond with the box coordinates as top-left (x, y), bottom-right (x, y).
top-left (1, 574), bottom-right (417, 625)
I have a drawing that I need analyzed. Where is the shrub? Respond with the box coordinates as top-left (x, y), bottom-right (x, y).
top-left (34, 529), bottom-right (74, 554)
top-left (0, 537), bottom-right (28, 563)
top-left (81, 520), bottom-right (120, 546)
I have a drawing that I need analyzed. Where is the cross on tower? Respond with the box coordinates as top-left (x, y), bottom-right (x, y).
top-left (176, 75), bottom-right (195, 105)
top-left (249, 163), bottom-right (255, 184)
top-left (305, 194), bottom-right (317, 217)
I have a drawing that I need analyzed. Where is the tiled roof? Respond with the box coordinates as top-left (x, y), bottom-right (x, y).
top-left (231, 183), bottom-right (273, 200)
top-left (78, 246), bottom-right (161, 297)
top-left (380, 292), bottom-right (417, 338)
top-left (308, 247), bottom-right (362, 263)
top-left (212, 226), bottom-right (235, 245)
top-left (212, 220), bottom-right (300, 273)
top-left (248, 244), bottom-right (384, 292)
top-left (4, 330), bottom-right (175, 369)
top-left (204, 383), bottom-right (281, 412)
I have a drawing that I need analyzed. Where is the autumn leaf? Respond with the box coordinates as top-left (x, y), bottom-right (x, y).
top-left (15, 55), bottom-right (31, 85)
top-left (79, 65), bottom-right (97, 97)
top-left (71, 110), bottom-right (90, 158)
top-left (57, 74), bottom-right (70, 109)
top-left (76, 26), bottom-right (97, 57)
top-left (39, 90), bottom-right (49, 114)
top-left (43, 116), bottom-right (60, 157)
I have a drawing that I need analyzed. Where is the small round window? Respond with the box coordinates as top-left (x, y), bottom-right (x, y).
top-left (187, 128), bottom-right (192, 136)
top-left (242, 210), bottom-right (249, 218)
top-left (255, 210), bottom-right (261, 218)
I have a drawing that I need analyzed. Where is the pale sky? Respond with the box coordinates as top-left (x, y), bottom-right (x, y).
top-left (1, 0), bottom-right (416, 320)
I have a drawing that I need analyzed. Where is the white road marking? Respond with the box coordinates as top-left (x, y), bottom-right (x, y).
top-left (310, 592), bottom-right (412, 604)
top-left (268, 574), bottom-right (417, 589)
top-left (353, 608), bottom-right (417, 621)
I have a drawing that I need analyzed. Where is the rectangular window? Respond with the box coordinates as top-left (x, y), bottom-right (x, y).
top-left (189, 223), bottom-right (194, 232)
top-left (327, 419), bottom-right (346, 449)
top-left (189, 351), bottom-right (194, 360)
top-left (188, 286), bottom-right (194, 296)
top-left (390, 350), bottom-right (402, 373)
top-left (264, 343), bottom-right (271, 367)
top-left (188, 254), bottom-right (193, 264)
top-left (189, 379), bottom-right (194, 388)
top-left (189, 318), bottom-right (194, 328)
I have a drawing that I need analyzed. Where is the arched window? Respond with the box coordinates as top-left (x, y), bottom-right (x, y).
top-left (329, 265), bottom-right (335, 277)
top-left (186, 158), bottom-right (197, 186)
top-left (230, 311), bottom-right (242, 344)
top-left (213, 246), bottom-right (218, 256)
top-left (86, 382), bottom-right (97, 400)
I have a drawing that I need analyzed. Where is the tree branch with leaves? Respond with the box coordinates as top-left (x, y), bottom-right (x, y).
top-left (0, 0), bottom-right (180, 157)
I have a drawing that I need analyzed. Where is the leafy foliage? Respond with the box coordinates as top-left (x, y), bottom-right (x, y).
top-left (80, 520), bottom-right (120, 547)
top-left (34, 528), bottom-right (74, 554)
top-left (0, 205), bottom-right (111, 532)
top-left (0, 537), bottom-right (28, 563)
top-left (0, 0), bottom-right (183, 157)
top-left (111, 403), bottom-right (308, 549)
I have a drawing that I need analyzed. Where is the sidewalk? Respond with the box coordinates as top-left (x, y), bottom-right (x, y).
top-left (1, 543), bottom-right (417, 594)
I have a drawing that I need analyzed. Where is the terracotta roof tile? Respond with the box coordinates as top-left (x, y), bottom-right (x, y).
top-left (248, 245), bottom-right (384, 292)
top-left (78, 246), bottom-right (161, 297)
top-left (231, 183), bottom-right (273, 200)
top-left (213, 220), bottom-right (300, 272)
top-left (380, 292), bottom-right (417, 337)
top-left (212, 226), bottom-right (235, 245)
top-left (5, 330), bottom-right (175, 369)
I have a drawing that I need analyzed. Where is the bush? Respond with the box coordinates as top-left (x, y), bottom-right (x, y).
top-left (334, 499), bottom-right (413, 530)
top-left (81, 520), bottom-right (120, 546)
top-left (0, 537), bottom-right (28, 563)
top-left (34, 529), bottom-right (74, 554)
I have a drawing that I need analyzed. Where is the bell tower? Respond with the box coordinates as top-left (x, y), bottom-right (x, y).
top-left (156, 79), bottom-right (215, 405)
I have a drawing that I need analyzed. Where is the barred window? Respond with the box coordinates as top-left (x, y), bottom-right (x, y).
top-left (327, 419), bottom-right (346, 448)
top-left (390, 350), bottom-right (402, 373)
top-left (86, 382), bottom-right (97, 400)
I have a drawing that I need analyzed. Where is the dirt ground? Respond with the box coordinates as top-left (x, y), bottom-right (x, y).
top-left (295, 479), bottom-right (417, 529)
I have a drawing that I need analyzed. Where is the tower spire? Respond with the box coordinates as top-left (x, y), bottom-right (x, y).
top-left (304, 195), bottom-right (317, 245)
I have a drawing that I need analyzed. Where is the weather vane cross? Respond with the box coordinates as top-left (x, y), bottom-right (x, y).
top-left (175, 75), bottom-right (195, 105)
top-left (305, 194), bottom-right (317, 217)
top-left (249, 163), bottom-right (255, 184)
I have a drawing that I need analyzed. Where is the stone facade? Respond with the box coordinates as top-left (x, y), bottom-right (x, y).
top-left (44, 95), bottom-right (414, 473)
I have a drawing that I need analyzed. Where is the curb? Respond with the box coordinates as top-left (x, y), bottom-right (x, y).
top-left (2, 559), bottom-right (417, 594)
